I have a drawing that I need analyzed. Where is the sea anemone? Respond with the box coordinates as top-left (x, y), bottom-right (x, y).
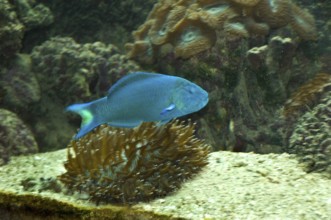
top-left (58, 120), bottom-right (210, 204)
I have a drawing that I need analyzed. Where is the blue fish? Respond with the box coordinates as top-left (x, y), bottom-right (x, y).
top-left (67, 72), bottom-right (208, 139)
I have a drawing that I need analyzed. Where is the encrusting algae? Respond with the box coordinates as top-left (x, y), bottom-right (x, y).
top-left (58, 120), bottom-right (210, 204)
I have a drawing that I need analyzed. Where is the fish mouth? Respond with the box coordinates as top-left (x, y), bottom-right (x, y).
top-left (202, 91), bottom-right (209, 104)
top-left (198, 92), bottom-right (209, 110)
top-left (201, 98), bottom-right (209, 108)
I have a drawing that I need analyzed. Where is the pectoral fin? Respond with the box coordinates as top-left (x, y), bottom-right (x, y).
top-left (160, 104), bottom-right (176, 115)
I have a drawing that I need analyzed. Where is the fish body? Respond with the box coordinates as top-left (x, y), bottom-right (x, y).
top-left (67, 72), bottom-right (208, 139)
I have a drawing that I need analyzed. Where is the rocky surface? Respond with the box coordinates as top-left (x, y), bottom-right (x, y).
top-left (0, 0), bottom-right (25, 64)
top-left (0, 54), bottom-right (41, 111)
top-left (0, 149), bottom-right (330, 219)
top-left (0, 108), bottom-right (38, 166)
top-left (40, 0), bottom-right (156, 49)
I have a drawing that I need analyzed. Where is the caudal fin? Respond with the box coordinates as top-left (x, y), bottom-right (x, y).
top-left (66, 103), bottom-right (99, 139)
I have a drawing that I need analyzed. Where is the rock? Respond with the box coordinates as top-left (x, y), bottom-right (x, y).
top-left (0, 0), bottom-right (25, 64)
top-left (0, 108), bottom-right (38, 166)
top-left (0, 54), bottom-right (41, 111)
top-left (15, 0), bottom-right (54, 30)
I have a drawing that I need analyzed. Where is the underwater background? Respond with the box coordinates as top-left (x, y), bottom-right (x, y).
top-left (0, 0), bottom-right (330, 219)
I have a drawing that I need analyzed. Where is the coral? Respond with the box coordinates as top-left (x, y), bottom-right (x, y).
top-left (246, 45), bottom-right (268, 69)
top-left (40, 0), bottom-right (156, 48)
top-left (254, 0), bottom-right (292, 28)
top-left (0, 0), bottom-right (25, 63)
top-left (0, 0), bottom-right (54, 64)
top-left (125, 0), bottom-right (236, 63)
top-left (157, 24), bottom-right (319, 153)
top-left (0, 108), bottom-right (38, 166)
top-left (287, 89), bottom-right (331, 177)
top-left (289, 3), bottom-right (317, 41)
top-left (243, 17), bottom-right (270, 36)
top-left (231, 0), bottom-right (260, 6)
top-left (126, 0), bottom-right (317, 63)
top-left (282, 73), bottom-right (331, 176)
top-left (307, 0), bottom-right (330, 74)
top-left (282, 73), bottom-right (331, 119)
top-left (224, 22), bottom-right (249, 40)
top-left (172, 16), bottom-right (217, 59)
top-left (31, 37), bottom-right (140, 104)
top-left (0, 54), bottom-right (41, 110)
top-left (58, 120), bottom-right (210, 204)
top-left (1, 36), bottom-right (143, 152)
top-left (14, 0), bottom-right (54, 30)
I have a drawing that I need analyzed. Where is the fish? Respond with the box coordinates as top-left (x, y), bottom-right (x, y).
top-left (66, 71), bottom-right (209, 139)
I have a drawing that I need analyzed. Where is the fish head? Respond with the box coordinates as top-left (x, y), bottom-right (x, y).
top-left (173, 80), bottom-right (209, 115)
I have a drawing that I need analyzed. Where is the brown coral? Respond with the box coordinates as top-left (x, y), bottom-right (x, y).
top-left (254, 0), bottom-right (292, 28)
top-left (289, 4), bottom-right (318, 40)
top-left (287, 90), bottom-right (331, 177)
top-left (283, 73), bottom-right (331, 119)
top-left (126, 0), bottom-right (317, 63)
top-left (224, 21), bottom-right (249, 39)
top-left (171, 14), bottom-right (217, 58)
top-left (243, 17), bottom-right (270, 36)
top-left (231, 0), bottom-right (260, 7)
top-left (58, 120), bottom-right (210, 204)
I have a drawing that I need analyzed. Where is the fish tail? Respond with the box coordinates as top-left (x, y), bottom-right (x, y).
top-left (66, 103), bottom-right (99, 139)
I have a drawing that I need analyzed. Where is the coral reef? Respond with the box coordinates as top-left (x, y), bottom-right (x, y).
top-left (247, 36), bottom-right (299, 103)
top-left (0, 108), bottom-right (38, 166)
top-left (0, 0), bottom-right (53, 64)
top-left (282, 73), bottom-right (331, 119)
top-left (126, 0), bottom-right (317, 63)
top-left (302, 0), bottom-right (331, 74)
top-left (31, 37), bottom-right (140, 104)
top-left (14, 0), bottom-right (54, 31)
top-left (287, 89), bottom-right (331, 177)
top-left (25, 37), bottom-right (141, 151)
top-left (281, 73), bottom-right (331, 177)
top-left (154, 31), bottom-right (318, 153)
top-left (59, 120), bottom-right (210, 204)
top-left (41, 0), bottom-right (156, 48)
top-left (0, 0), bottom-right (25, 64)
top-left (0, 54), bottom-right (41, 111)
top-left (288, 3), bottom-right (316, 41)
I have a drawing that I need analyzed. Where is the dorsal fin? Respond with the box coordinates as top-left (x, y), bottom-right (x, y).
top-left (107, 72), bottom-right (162, 98)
